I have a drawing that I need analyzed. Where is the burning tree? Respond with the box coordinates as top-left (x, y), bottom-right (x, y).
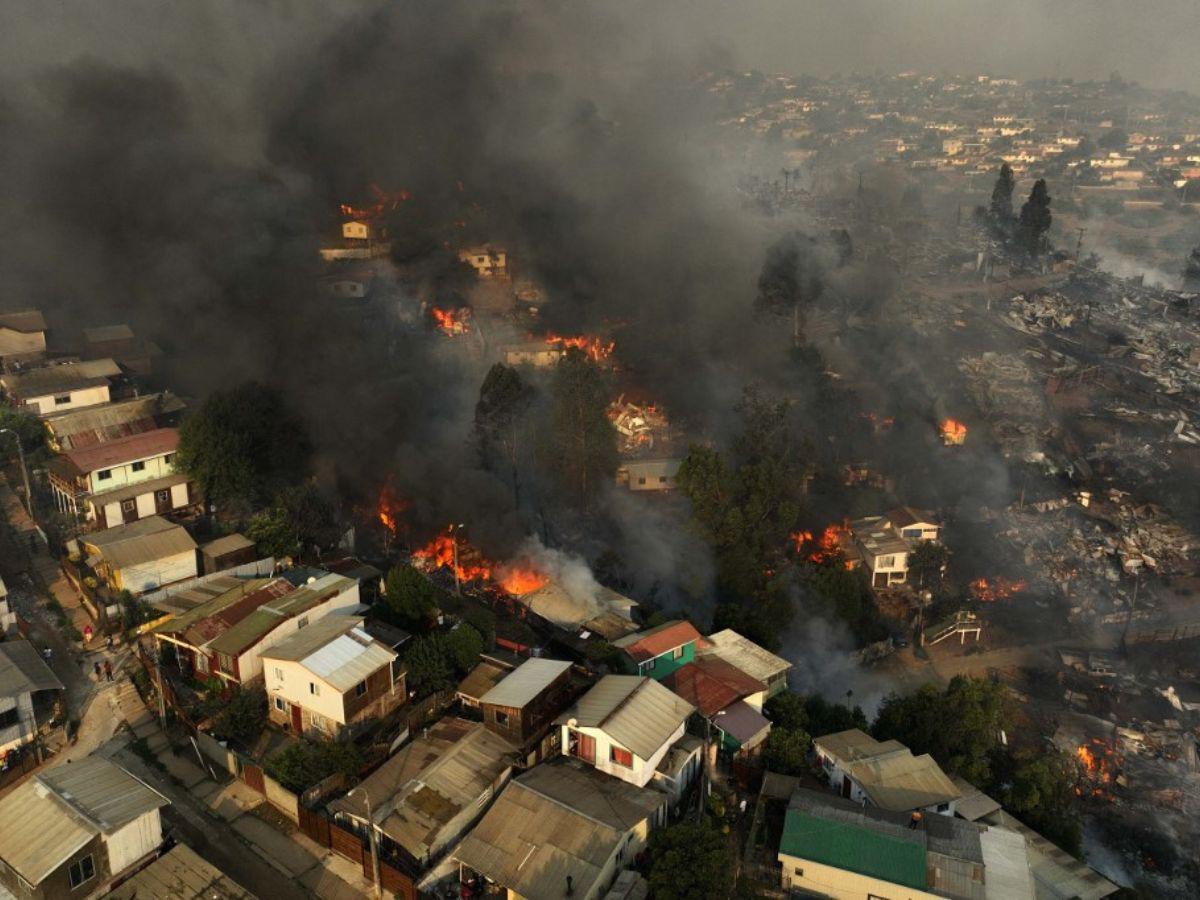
top-left (339, 183), bottom-right (410, 220)
top-left (430, 305), bottom-right (471, 335)
top-left (543, 332), bottom-right (615, 363)
top-left (789, 524), bottom-right (852, 567)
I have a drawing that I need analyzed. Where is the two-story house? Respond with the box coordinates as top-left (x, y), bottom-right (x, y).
top-left (47, 427), bottom-right (196, 525)
top-left (0, 640), bottom-right (64, 759)
top-left (477, 657), bottom-right (574, 765)
top-left (556, 675), bottom-right (695, 790)
top-left (458, 245), bottom-right (508, 278)
top-left (0, 359), bottom-right (120, 416)
top-left (263, 615), bottom-right (405, 741)
top-left (77, 516), bottom-right (199, 594)
top-left (612, 619), bottom-right (703, 680)
top-left (0, 756), bottom-right (169, 900)
top-left (848, 507), bottom-right (942, 589)
top-left (813, 729), bottom-right (961, 815)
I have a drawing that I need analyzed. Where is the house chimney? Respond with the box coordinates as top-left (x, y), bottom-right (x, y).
top-left (566, 875), bottom-right (574, 895)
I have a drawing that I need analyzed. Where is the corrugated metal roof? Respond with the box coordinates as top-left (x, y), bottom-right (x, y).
top-left (453, 760), bottom-right (664, 899)
top-left (701, 629), bottom-right (792, 683)
top-left (981, 809), bottom-right (1118, 899)
top-left (104, 843), bottom-right (255, 899)
top-left (60, 427), bottom-right (178, 475)
top-left (0, 639), bottom-right (64, 696)
top-left (781, 806), bottom-right (928, 891)
top-left (479, 658), bottom-right (571, 709)
top-left (83, 324), bottom-right (135, 343)
top-left (1, 362), bottom-right (111, 398)
top-left (206, 574), bottom-right (355, 656)
top-left (663, 657), bottom-right (763, 716)
top-left (814, 728), bottom-right (905, 765)
top-left (152, 577), bottom-right (267, 633)
top-left (951, 775), bottom-right (1002, 822)
top-left (181, 579), bottom-right (294, 647)
top-left (44, 393), bottom-right (184, 440)
top-left (83, 516), bottom-right (197, 570)
top-left (978, 825), bottom-right (1035, 900)
top-left (556, 675), bottom-right (693, 761)
top-left (0, 757), bottom-right (168, 886)
top-left (201, 534), bottom-right (255, 557)
top-left (847, 751), bottom-right (961, 812)
top-left (713, 699), bottom-right (771, 747)
top-left (265, 616), bottom-right (395, 692)
top-left (611, 620), bottom-right (702, 662)
top-left (456, 661), bottom-right (511, 703)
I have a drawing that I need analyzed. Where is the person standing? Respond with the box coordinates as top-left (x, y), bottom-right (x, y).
top-left (103, 660), bottom-right (113, 682)
top-left (93, 662), bottom-right (102, 681)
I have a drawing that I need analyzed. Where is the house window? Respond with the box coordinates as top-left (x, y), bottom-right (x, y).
top-left (610, 746), bottom-right (633, 768)
top-left (195, 654), bottom-right (209, 674)
top-left (218, 653), bottom-right (234, 674)
top-left (637, 477), bottom-right (646, 485)
top-left (131, 460), bottom-right (146, 472)
top-left (355, 681), bottom-right (367, 697)
top-left (936, 802), bottom-right (950, 812)
top-left (121, 499), bottom-right (136, 514)
top-left (311, 713), bottom-right (326, 729)
top-left (659, 476), bottom-right (668, 483)
top-left (164, 453), bottom-right (175, 465)
top-left (901, 528), bottom-right (921, 539)
top-left (877, 554), bottom-right (895, 569)
top-left (297, 616), bottom-right (309, 629)
top-left (97, 469), bottom-right (113, 481)
top-left (68, 855), bottom-right (95, 889)
top-left (273, 696), bottom-right (286, 712)
top-left (0, 707), bottom-right (19, 729)
top-left (494, 710), bottom-right (509, 726)
top-left (671, 646), bottom-right (685, 660)
top-left (638, 660), bottom-right (652, 675)
top-left (156, 489), bottom-right (171, 506)
top-left (794, 867), bottom-right (804, 877)
top-left (310, 682), bottom-right (320, 696)
top-left (273, 667), bottom-right (284, 682)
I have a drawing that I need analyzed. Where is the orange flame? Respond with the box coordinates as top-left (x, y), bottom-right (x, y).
top-left (431, 306), bottom-right (470, 335)
top-left (1075, 738), bottom-right (1122, 801)
top-left (340, 184), bottom-right (411, 220)
top-left (544, 332), bottom-right (615, 362)
top-left (791, 524), bottom-right (852, 567)
top-left (969, 576), bottom-right (1027, 601)
top-left (412, 532), bottom-right (492, 583)
top-left (939, 419), bottom-right (968, 445)
top-left (377, 479), bottom-right (409, 535)
top-left (497, 564), bottom-right (549, 596)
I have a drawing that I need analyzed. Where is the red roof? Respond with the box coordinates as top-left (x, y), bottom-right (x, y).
top-left (60, 428), bottom-right (179, 475)
top-left (663, 657), bottom-right (764, 716)
top-left (614, 619), bottom-right (702, 663)
top-left (182, 579), bottom-right (294, 647)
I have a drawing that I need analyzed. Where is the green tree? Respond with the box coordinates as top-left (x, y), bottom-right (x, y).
top-left (0, 408), bottom-right (47, 463)
top-left (988, 163), bottom-right (1015, 231)
top-left (244, 484), bottom-right (339, 558)
top-left (176, 382), bottom-right (311, 510)
top-left (208, 687), bottom-right (267, 751)
top-left (445, 624), bottom-right (484, 671)
top-left (1017, 179), bottom-right (1053, 257)
top-left (907, 540), bottom-right (949, 590)
top-left (804, 564), bottom-right (886, 645)
top-left (265, 740), bottom-right (362, 793)
top-left (999, 750), bottom-right (1082, 856)
top-left (380, 564), bottom-right (442, 630)
top-left (646, 822), bottom-right (734, 900)
top-left (873, 676), bottom-right (1014, 786)
top-left (402, 625), bottom-right (483, 696)
top-left (538, 351), bottom-right (617, 503)
top-left (475, 363), bottom-right (534, 501)
top-left (764, 726), bottom-right (811, 775)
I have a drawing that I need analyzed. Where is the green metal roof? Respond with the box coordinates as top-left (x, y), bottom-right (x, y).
top-left (780, 808), bottom-right (927, 890)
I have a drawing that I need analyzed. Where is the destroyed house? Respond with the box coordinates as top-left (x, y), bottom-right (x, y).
top-left (0, 756), bottom-right (170, 900)
top-left (263, 615), bottom-right (404, 740)
top-left (329, 717), bottom-right (516, 869)
top-left (556, 675), bottom-right (695, 789)
top-left (78, 516), bottom-right (198, 594)
top-left (477, 657), bottom-right (574, 758)
top-left (47, 427), bottom-right (196, 526)
top-left (612, 619), bottom-right (702, 679)
top-left (0, 358), bottom-right (120, 416)
top-left (451, 759), bottom-right (666, 900)
top-left (0, 309), bottom-right (47, 361)
top-left (778, 788), bottom-right (1035, 900)
top-left (814, 729), bottom-right (961, 815)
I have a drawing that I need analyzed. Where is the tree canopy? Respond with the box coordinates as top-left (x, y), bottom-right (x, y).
top-left (379, 563), bottom-right (443, 631)
top-left (474, 363), bottom-right (534, 500)
top-left (988, 163), bottom-right (1015, 232)
top-left (265, 739), bottom-right (362, 793)
top-left (207, 686), bottom-right (267, 751)
top-left (538, 351), bottom-right (617, 503)
top-left (1017, 179), bottom-right (1053, 257)
top-left (176, 381), bottom-right (311, 510)
top-left (646, 822), bottom-right (734, 900)
top-left (402, 624), bottom-right (484, 695)
top-left (244, 484), bottom-right (338, 558)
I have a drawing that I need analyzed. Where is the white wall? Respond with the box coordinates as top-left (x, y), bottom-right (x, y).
top-left (115, 549), bottom-right (198, 594)
top-left (561, 720), bottom-right (685, 789)
top-left (265, 658), bottom-right (349, 724)
top-left (135, 493), bottom-right (156, 518)
top-left (235, 583), bottom-right (361, 683)
top-left (104, 809), bottom-right (163, 875)
top-left (86, 450), bottom-right (175, 494)
top-left (0, 693), bottom-right (35, 755)
top-left (27, 384), bottom-right (110, 416)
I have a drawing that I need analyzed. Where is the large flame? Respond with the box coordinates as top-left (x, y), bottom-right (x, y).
top-left (790, 524), bottom-right (853, 567)
top-left (1075, 738), bottom-right (1122, 800)
top-left (377, 479), bottom-right (409, 535)
top-left (544, 332), bottom-right (615, 362)
top-left (412, 533), bottom-right (493, 583)
top-left (969, 576), bottom-right (1027, 601)
top-left (939, 419), bottom-right (968, 445)
top-left (431, 306), bottom-right (470, 335)
top-left (497, 564), bottom-right (549, 596)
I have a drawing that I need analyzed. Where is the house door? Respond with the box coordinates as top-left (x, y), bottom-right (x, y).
top-left (569, 729), bottom-right (595, 764)
top-left (291, 704), bottom-right (303, 732)
top-left (841, 776), bottom-right (852, 798)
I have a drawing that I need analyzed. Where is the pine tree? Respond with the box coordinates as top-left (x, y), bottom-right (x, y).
top-left (988, 163), bottom-right (1015, 230)
top-left (1018, 179), bottom-right (1052, 257)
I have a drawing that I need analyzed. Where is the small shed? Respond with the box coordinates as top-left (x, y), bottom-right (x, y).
top-left (479, 658), bottom-right (574, 748)
top-left (200, 534), bottom-right (257, 574)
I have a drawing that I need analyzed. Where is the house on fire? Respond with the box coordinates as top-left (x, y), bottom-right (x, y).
top-left (262, 615), bottom-right (405, 741)
top-left (0, 309), bottom-right (47, 363)
top-left (450, 759), bottom-right (665, 900)
top-left (329, 717), bottom-right (517, 870)
top-left (0, 639), bottom-right (64, 760)
top-left (76, 516), bottom-right (198, 594)
top-left (814, 729), bottom-right (961, 815)
top-left (47, 427), bottom-right (196, 526)
top-left (847, 507), bottom-right (942, 589)
top-left (556, 675), bottom-right (697, 792)
top-left (612, 619), bottom-right (703, 680)
top-left (0, 358), bottom-right (122, 416)
top-left (0, 756), bottom-right (170, 900)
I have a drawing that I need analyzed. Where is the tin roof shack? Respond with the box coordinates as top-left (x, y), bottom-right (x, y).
top-left (0, 309), bottom-right (47, 363)
top-left (663, 657), bottom-right (772, 754)
top-left (0, 639), bottom-right (64, 757)
top-left (612, 619), bottom-right (703, 680)
top-left (104, 842), bottom-right (255, 900)
top-left (478, 658), bottom-right (574, 763)
top-left (699, 628), bottom-right (792, 699)
top-left (0, 358), bottom-right (120, 416)
top-left (43, 392), bottom-right (186, 453)
top-left (0, 756), bottom-right (169, 900)
top-left (512, 579), bottom-right (640, 642)
top-left (262, 615), bottom-right (404, 741)
top-left (329, 717), bottom-right (516, 871)
top-left (451, 759), bottom-right (667, 900)
top-left (200, 534), bottom-right (257, 574)
top-left (456, 654), bottom-right (516, 708)
top-left (814, 729), bottom-right (962, 815)
top-left (150, 577), bottom-right (288, 673)
top-left (557, 675), bottom-right (696, 791)
top-left (78, 516), bottom-right (198, 595)
top-left (778, 788), bottom-right (1035, 900)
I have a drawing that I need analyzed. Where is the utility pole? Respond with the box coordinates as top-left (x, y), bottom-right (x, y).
top-left (450, 523), bottom-right (465, 596)
top-left (1075, 227), bottom-right (1086, 261)
top-left (0, 428), bottom-right (33, 520)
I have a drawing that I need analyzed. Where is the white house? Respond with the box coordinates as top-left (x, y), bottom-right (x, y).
top-left (0, 640), bottom-right (63, 758)
top-left (556, 675), bottom-right (695, 789)
top-left (0, 756), bottom-right (169, 900)
top-left (813, 729), bottom-right (961, 816)
top-left (77, 516), bottom-right (198, 595)
top-left (848, 507), bottom-right (942, 589)
top-left (0, 575), bottom-right (16, 637)
top-left (0, 359), bottom-right (119, 416)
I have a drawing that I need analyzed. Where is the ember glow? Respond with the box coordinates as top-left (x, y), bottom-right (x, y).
top-left (496, 564), bottom-right (549, 596)
top-left (939, 418), bottom-right (968, 445)
top-left (340, 183), bottom-right (411, 220)
top-left (431, 306), bottom-right (470, 335)
top-left (377, 479), bottom-right (409, 535)
top-left (790, 524), bottom-right (853, 567)
top-left (1075, 738), bottom-right (1122, 800)
top-left (969, 576), bottom-right (1027, 601)
top-left (544, 332), bottom-right (615, 362)
top-left (412, 532), bottom-right (492, 583)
